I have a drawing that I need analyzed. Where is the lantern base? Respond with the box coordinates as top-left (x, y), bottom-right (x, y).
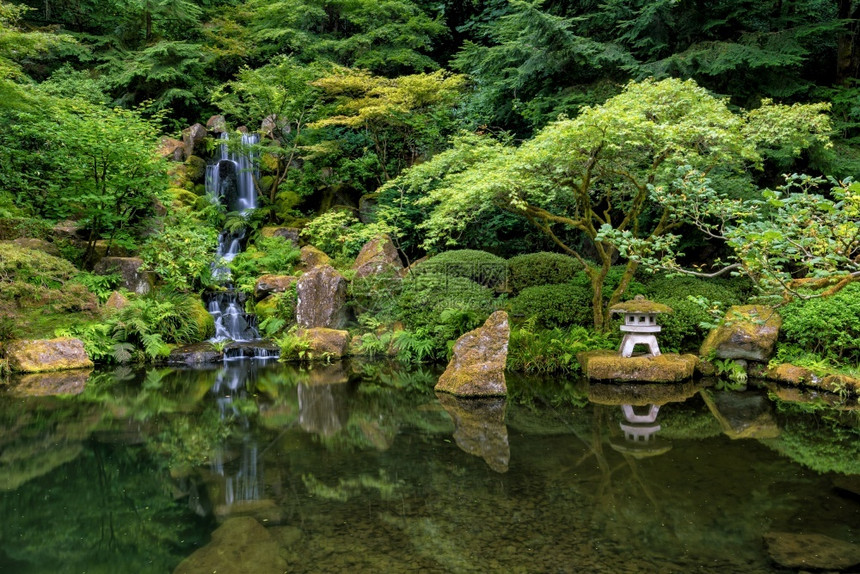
top-left (619, 333), bottom-right (661, 358)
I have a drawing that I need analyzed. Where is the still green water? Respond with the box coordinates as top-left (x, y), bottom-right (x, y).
top-left (0, 360), bottom-right (858, 573)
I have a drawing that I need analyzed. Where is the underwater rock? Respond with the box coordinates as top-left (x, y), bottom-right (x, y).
top-left (437, 393), bottom-right (510, 473)
top-left (168, 343), bottom-right (222, 365)
top-left (702, 391), bottom-right (780, 439)
top-left (93, 256), bottom-right (152, 295)
top-left (299, 328), bottom-right (350, 359)
top-left (435, 310), bottom-right (509, 397)
top-left (700, 305), bottom-right (781, 361)
top-left (254, 274), bottom-right (297, 300)
top-left (579, 351), bottom-right (698, 382)
top-left (4, 338), bottom-right (93, 373)
top-left (7, 369), bottom-right (90, 396)
top-left (296, 264), bottom-right (347, 329)
top-left (298, 245), bottom-right (331, 270)
top-left (173, 516), bottom-right (286, 574)
top-left (764, 532), bottom-right (860, 570)
top-left (352, 234), bottom-right (403, 279)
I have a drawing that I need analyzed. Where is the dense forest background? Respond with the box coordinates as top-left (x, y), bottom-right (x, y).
top-left (0, 0), bottom-right (859, 369)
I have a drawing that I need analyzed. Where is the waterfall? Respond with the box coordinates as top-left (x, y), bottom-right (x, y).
top-left (205, 133), bottom-right (264, 344)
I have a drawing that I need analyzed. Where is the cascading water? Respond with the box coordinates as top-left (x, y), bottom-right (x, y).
top-left (204, 132), bottom-right (273, 350)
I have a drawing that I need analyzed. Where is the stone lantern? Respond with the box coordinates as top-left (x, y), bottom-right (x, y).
top-left (609, 295), bottom-right (673, 358)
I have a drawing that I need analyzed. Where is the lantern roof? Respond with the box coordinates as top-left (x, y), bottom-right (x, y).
top-left (609, 294), bottom-right (673, 315)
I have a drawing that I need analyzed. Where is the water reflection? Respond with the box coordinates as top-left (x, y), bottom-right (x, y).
top-left (0, 363), bottom-right (858, 573)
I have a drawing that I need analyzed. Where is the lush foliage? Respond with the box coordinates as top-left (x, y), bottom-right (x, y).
top-left (506, 251), bottom-right (581, 294)
top-left (510, 282), bottom-right (592, 329)
top-left (140, 209), bottom-right (218, 292)
top-left (411, 249), bottom-right (507, 289)
top-left (301, 210), bottom-right (392, 260)
top-left (780, 282), bottom-right (860, 365)
top-left (507, 322), bottom-right (617, 373)
top-left (229, 236), bottom-right (300, 294)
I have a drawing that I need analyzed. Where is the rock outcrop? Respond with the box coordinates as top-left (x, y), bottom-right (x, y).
top-left (104, 291), bottom-right (129, 311)
top-left (700, 305), bottom-right (781, 362)
top-left (260, 226), bottom-right (301, 247)
top-left (4, 338), bottom-right (93, 373)
top-left (298, 245), bottom-right (331, 270)
top-left (435, 310), bottom-right (509, 397)
top-left (181, 122), bottom-right (208, 159)
top-left (173, 517), bottom-right (286, 574)
top-left (352, 234), bottom-right (403, 278)
top-left (300, 328), bottom-right (350, 359)
top-left (93, 256), bottom-right (152, 295)
top-left (254, 274), bottom-right (297, 300)
top-left (206, 114), bottom-right (227, 133)
top-left (167, 343), bottom-right (222, 365)
top-left (296, 264), bottom-right (347, 329)
top-left (579, 351), bottom-right (698, 382)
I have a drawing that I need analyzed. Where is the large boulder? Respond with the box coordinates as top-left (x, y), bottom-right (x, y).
top-left (184, 155), bottom-right (207, 183)
top-left (167, 343), bottom-right (222, 365)
top-left (254, 274), bottom-right (297, 300)
top-left (3, 338), bottom-right (93, 373)
top-left (579, 351), bottom-right (698, 382)
top-left (295, 264), bottom-right (347, 329)
top-left (298, 245), bottom-right (331, 270)
top-left (173, 517), bottom-right (286, 574)
top-left (157, 136), bottom-right (185, 161)
top-left (700, 305), bottom-right (782, 362)
top-left (300, 328), bottom-right (350, 359)
top-left (764, 532), bottom-right (860, 570)
top-left (352, 234), bottom-right (403, 279)
top-left (93, 256), bottom-right (152, 295)
top-left (435, 310), bottom-right (510, 397)
top-left (181, 122), bottom-right (208, 158)
top-left (206, 114), bottom-right (227, 133)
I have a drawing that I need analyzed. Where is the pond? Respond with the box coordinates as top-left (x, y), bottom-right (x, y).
top-left (0, 360), bottom-right (858, 573)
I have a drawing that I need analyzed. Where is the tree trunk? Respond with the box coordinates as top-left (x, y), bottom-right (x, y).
top-left (837, 1), bottom-right (860, 84)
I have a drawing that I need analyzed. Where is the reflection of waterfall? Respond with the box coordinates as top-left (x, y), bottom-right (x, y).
top-left (208, 363), bottom-right (263, 506)
top-left (205, 132), bottom-right (264, 344)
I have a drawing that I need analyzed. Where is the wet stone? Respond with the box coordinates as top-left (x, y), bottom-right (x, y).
top-left (764, 532), bottom-right (860, 570)
top-left (173, 516), bottom-right (286, 574)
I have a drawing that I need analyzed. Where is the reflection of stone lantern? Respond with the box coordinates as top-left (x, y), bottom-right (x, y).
top-left (609, 403), bottom-right (672, 458)
top-left (609, 295), bottom-right (673, 358)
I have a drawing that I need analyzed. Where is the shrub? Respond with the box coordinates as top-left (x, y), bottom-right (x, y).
top-left (301, 210), bottom-right (393, 259)
top-left (507, 324), bottom-right (616, 373)
top-left (510, 282), bottom-right (592, 328)
top-left (412, 249), bottom-right (507, 289)
top-left (395, 272), bottom-right (497, 359)
top-left (780, 283), bottom-right (860, 365)
top-left (140, 209), bottom-right (218, 292)
top-left (229, 236), bottom-right (301, 295)
top-left (506, 252), bottom-right (581, 293)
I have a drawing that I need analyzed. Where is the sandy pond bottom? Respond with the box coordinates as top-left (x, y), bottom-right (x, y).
top-left (0, 360), bottom-right (858, 573)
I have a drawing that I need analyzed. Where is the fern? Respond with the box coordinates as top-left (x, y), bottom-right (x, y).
top-left (112, 342), bottom-right (135, 364)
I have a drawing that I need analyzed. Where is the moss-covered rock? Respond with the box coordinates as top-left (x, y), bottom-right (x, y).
top-left (184, 155), bottom-right (207, 183)
top-left (254, 274), bottom-right (297, 300)
top-left (300, 328), bottom-right (350, 358)
top-left (167, 343), bottom-right (221, 365)
top-left (173, 516), bottom-right (286, 574)
top-left (352, 234), bottom-right (403, 279)
top-left (699, 305), bottom-right (782, 361)
top-left (93, 257), bottom-right (152, 295)
top-left (298, 245), bottom-right (331, 270)
top-left (188, 297), bottom-right (215, 340)
top-left (579, 350), bottom-right (698, 382)
top-left (435, 310), bottom-right (509, 397)
top-left (255, 295), bottom-right (280, 320)
top-left (296, 264), bottom-right (347, 329)
top-left (4, 338), bottom-right (93, 373)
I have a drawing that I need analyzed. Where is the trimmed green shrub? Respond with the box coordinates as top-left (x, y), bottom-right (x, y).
top-left (397, 272), bottom-right (495, 330)
top-left (413, 249), bottom-right (507, 289)
top-left (506, 252), bottom-right (581, 293)
top-left (510, 282), bottom-right (592, 328)
top-left (780, 282), bottom-right (860, 365)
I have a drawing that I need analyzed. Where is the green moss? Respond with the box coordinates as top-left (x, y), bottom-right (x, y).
top-left (188, 296), bottom-right (215, 340)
